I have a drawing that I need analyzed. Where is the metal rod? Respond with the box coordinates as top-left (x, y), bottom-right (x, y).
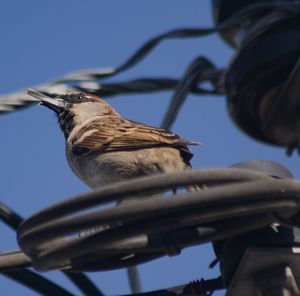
top-left (0, 250), bottom-right (31, 271)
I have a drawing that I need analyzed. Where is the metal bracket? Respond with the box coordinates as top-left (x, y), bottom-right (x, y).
top-left (226, 247), bottom-right (300, 296)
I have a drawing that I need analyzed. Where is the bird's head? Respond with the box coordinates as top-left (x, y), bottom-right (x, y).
top-left (28, 88), bottom-right (118, 138)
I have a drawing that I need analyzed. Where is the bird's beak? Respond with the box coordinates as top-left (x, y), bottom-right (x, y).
top-left (28, 88), bottom-right (67, 113)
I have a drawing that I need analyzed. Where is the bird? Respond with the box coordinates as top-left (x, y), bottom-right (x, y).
top-left (28, 88), bottom-right (200, 203)
top-left (28, 88), bottom-right (200, 294)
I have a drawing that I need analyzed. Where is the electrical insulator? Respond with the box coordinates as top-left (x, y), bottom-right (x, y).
top-left (213, 0), bottom-right (300, 154)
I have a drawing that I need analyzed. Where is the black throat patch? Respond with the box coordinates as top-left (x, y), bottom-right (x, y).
top-left (58, 110), bottom-right (76, 139)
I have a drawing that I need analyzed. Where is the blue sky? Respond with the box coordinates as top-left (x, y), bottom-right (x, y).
top-left (0, 1), bottom-right (299, 295)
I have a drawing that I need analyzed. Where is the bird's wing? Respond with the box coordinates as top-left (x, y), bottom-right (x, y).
top-left (68, 115), bottom-right (200, 160)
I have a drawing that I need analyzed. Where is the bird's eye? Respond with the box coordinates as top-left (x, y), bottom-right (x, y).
top-left (78, 94), bottom-right (86, 100)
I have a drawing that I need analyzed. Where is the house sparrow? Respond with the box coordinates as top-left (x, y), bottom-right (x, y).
top-left (28, 89), bottom-right (200, 202)
top-left (28, 88), bottom-right (200, 292)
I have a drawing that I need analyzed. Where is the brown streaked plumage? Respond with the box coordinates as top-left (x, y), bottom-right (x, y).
top-left (28, 89), bottom-right (201, 200)
top-left (67, 115), bottom-right (197, 162)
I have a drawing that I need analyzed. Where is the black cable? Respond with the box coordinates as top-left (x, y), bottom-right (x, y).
top-left (3, 270), bottom-right (76, 296)
top-left (72, 75), bottom-right (223, 98)
top-left (57, 1), bottom-right (300, 83)
top-left (95, 276), bottom-right (224, 295)
top-left (161, 57), bottom-right (220, 129)
top-left (0, 202), bottom-right (104, 296)
top-left (0, 202), bottom-right (23, 229)
top-left (1, 1), bottom-right (299, 116)
top-left (64, 272), bottom-right (104, 296)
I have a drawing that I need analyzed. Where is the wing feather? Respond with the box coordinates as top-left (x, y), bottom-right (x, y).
top-left (68, 116), bottom-right (200, 160)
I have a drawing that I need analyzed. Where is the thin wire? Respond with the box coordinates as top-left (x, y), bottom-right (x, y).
top-left (123, 276), bottom-right (224, 295)
top-left (1, 1), bottom-right (297, 114)
top-left (55, 1), bottom-right (300, 82)
top-left (73, 75), bottom-right (223, 97)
